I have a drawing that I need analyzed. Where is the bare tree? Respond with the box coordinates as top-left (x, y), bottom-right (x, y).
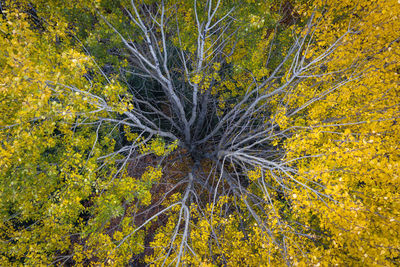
top-left (59, 0), bottom-right (364, 265)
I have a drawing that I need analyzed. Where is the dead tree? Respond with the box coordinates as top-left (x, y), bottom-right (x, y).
top-left (63, 0), bottom-right (363, 265)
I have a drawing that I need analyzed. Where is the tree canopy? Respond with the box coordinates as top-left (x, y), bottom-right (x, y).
top-left (1, 0), bottom-right (399, 266)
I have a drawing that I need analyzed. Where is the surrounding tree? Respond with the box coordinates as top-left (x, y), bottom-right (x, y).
top-left (1, 0), bottom-right (399, 265)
